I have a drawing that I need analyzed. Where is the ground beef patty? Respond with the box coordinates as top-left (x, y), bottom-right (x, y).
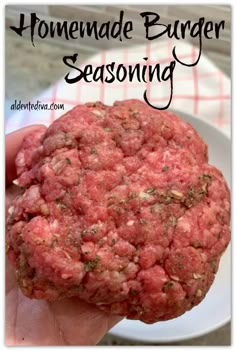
top-left (6, 99), bottom-right (230, 324)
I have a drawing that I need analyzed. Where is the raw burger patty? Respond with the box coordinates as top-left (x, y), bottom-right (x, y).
top-left (6, 99), bottom-right (230, 323)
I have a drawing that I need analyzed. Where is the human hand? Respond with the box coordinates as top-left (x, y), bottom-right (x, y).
top-left (5, 126), bottom-right (122, 346)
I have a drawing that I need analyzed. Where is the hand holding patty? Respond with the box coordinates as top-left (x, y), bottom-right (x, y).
top-left (6, 100), bottom-right (230, 332)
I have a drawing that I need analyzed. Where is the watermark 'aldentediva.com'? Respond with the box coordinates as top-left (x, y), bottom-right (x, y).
top-left (10, 100), bottom-right (64, 112)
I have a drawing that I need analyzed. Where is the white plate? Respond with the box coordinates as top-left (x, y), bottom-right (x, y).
top-left (109, 111), bottom-right (231, 343)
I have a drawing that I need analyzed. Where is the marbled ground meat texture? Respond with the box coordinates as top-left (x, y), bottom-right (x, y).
top-left (6, 100), bottom-right (230, 323)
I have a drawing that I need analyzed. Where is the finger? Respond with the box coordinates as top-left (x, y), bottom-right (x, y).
top-left (50, 298), bottom-right (123, 345)
top-left (6, 289), bottom-right (63, 346)
top-left (6, 125), bottom-right (46, 186)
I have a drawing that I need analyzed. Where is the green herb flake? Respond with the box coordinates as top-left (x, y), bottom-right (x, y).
top-left (66, 158), bottom-right (72, 164)
top-left (108, 201), bottom-right (115, 207)
top-left (55, 197), bottom-right (60, 204)
top-left (199, 183), bottom-right (208, 196)
top-left (189, 185), bottom-right (194, 197)
top-left (201, 174), bottom-right (212, 181)
top-left (210, 260), bottom-right (217, 271)
top-left (139, 218), bottom-right (147, 224)
top-left (163, 196), bottom-right (171, 203)
top-left (5, 242), bottom-right (10, 254)
top-left (151, 203), bottom-right (161, 213)
top-left (192, 241), bottom-right (202, 248)
top-left (60, 203), bottom-right (67, 209)
top-left (111, 239), bottom-right (116, 245)
top-left (81, 229), bottom-right (87, 237)
top-left (84, 256), bottom-right (100, 272)
top-left (163, 282), bottom-right (173, 291)
top-left (132, 111), bottom-right (140, 117)
top-left (19, 257), bottom-right (26, 269)
top-left (177, 263), bottom-right (184, 270)
top-left (130, 289), bottom-right (139, 296)
top-left (146, 188), bottom-right (157, 195)
top-left (119, 198), bottom-right (127, 204)
top-left (129, 191), bottom-right (137, 199)
top-left (90, 147), bottom-right (97, 154)
top-left (50, 239), bottom-right (58, 248)
top-left (162, 166), bottom-right (170, 172)
top-left (108, 195), bottom-right (117, 200)
top-left (104, 127), bottom-right (111, 132)
top-left (90, 228), bottom-right (97, 234)
top-left (171, 216), bottom-right (177, 226)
